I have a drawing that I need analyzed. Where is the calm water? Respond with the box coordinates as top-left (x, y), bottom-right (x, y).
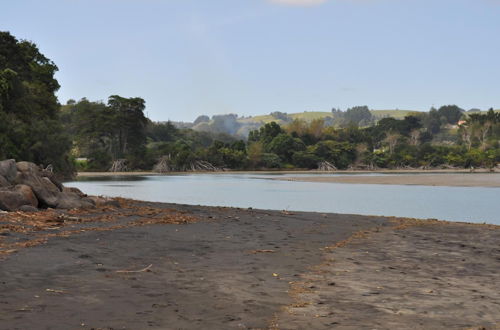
top-left (66, 173), bottom-right (500, 225)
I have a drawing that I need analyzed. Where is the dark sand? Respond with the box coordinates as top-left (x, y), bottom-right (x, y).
top-left (0, 201), bottom-right (499, 329)
top-left (276, 173), bottom-right (500, 187)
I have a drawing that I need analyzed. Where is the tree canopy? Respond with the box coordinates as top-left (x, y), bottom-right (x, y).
top-left (0, 31), bottom-right (73, 176)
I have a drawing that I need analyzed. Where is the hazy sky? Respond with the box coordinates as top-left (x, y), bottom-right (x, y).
top-left (1, 0), bottom-right (499, 121)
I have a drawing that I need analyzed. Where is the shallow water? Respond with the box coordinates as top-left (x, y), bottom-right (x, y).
top-left (66, 173), bottom-right (500, 225)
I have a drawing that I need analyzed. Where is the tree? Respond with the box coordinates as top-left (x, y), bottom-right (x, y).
top-left (248, 122), bottom-right (283, 144)
top-left (107, 95), bottom-right (148, 159)
top-left (409, 129), bottom-right (421, 146)
top-left (248, 142), bottom-right (263, 167)
top-left (344, 106), bottom-right (373, 126)
top-left (312, 141), bottom-right (355, 169)
top-left (211, 114), bottom-right (241, 135)
top-left (267, 133), bottom-right (305, 163)
top-left (0, 31), bottom-right (73, 176)
top-left (437, 105), bottom-right (464, 124)
top-left (147, 121), bottom-right (179, 142)
top-left (193, 115), bottom-right (210, 125)
top-left (270, 111), bottom-right (290, 122)
top-left (384, 131), bottom-right (400, 155)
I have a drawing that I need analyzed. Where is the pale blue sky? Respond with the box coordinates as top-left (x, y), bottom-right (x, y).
top-left (1, 0), bottom-right (499, 121)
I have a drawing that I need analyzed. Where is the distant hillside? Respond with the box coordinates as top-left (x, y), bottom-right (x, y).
top-left (371, 110), bottom-right (419, 119)
top-left (239, 110), bottom-right (418, 125)
top-left (178, 108), bottom-right (498, 139)
top-left (183, 109), bottom-right (421, 138)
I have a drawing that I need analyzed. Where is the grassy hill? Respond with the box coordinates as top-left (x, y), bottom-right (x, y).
top-left (370, 110), bottom-right (419, 119)
top-left (240, 109), bottom-right (420, 124)
top-left (189, 108), bottom-right (498, 138)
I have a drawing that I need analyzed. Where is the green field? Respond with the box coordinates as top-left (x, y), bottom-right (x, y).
top-left (370, 110), bottom-right (419, 119)
top-left (239, 109), bottom-right (421, 124)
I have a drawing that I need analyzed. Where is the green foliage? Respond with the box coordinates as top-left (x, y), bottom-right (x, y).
top-left (0, 31), bottom-right (74, 177)
top-left (61, 96), bottom-right (148, 170)
top-left (292, 151), bottom-right (320, 169)
top-left (312, 141), bottom-right (356, 169)
top-left (267, 133), bottom-right (305, 163)
top-left (437, 105), bottom-right (464, 124)
top-left (60, 98), bottom-right (500, 172)
top-left (343, 106), bottom-right (374, 126)
top-left (260, 153), bottom-right (282, 168)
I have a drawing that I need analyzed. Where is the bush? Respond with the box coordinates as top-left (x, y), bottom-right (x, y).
top-left (260, 153), bottom-right (282, 168)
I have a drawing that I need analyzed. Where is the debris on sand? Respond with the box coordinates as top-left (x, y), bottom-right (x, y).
top-left (0, 198), bottom-right (198, 256)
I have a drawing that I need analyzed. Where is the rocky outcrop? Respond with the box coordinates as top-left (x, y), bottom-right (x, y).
top-left (0, 175), bottom-right (10, 187)
top-left (0, 159), bottom-right (17, 183)
top-left (0, 184), bottom-right (39, 211)
top-left (0, 160), bottom-right (95, 212)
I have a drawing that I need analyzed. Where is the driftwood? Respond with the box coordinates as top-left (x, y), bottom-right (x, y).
top-left (116, 264), bottom-right (153, 273)
top-left (153, 156), bottom-right (174, 173)
top-left (317, 161), bottom-right (337, 171)
top-left (109, 159), bottom-right (128, 172)
top-left (153, 157), bottom-right (220, 172)
top-left (188, 160), bottom-right (220, 172)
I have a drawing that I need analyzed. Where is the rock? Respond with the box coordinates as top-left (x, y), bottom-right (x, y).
top-left (1, 159), bottom-right (94, 212)
top-left (16, 161), bottom-right (39, 173)
top-left (14, 184), bottom-right (38, 207)
top-left (62, 187), bottom-right (86, 198)
top-left (0, 175), bottom-right (10, 188)
top-left (14, 170), bottom-right (61, 208)
top-left (0, 159), bottom-right (17, 183)
top-left (56, 192), bottom-right (95, 210)
top-left (18, 205), bottom-right (39, 212)
top-left (88, 196), bottom-right (121, 208)
top-left (41, 169), bottom-right (63, 192)
top-left (0, 185), bottom-right (39, 211)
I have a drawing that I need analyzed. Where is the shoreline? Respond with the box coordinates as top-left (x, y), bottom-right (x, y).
top-left (75, 170), bottom-right (500, 188)
top-left (76, 167), bottom-right (498, 177)
top-left (0, 200), bottom-right (499, 329)
top-left (273, 172), bottom-right (500, 188)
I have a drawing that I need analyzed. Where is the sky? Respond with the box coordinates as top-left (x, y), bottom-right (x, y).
top-left (1, 0), bottom-right (499, 121)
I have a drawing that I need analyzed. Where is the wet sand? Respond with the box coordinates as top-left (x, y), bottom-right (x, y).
top-left (276, 173), bottom-right (500, 187)
top-left (1, 200), bottom-right (499, 329)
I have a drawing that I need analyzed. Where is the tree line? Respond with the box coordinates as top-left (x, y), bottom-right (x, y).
top-left (1, 31), bottom-right (499, 175)
top-left (63, 97), bottom-right (500, 171)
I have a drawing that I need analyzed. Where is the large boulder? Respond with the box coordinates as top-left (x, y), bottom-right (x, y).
top-left (62, 186), bottom-right (86, 198)
top-left (0, 159), bottom-right (17, 183)
top-left (88, 196), bottom-right (120, 208)
top-left (18, 205), bottom-right (39, 212)
top-left (0, 184), bottom-right (38, 211)
top-left (1, 159), bottom-right (95, 211)
top-left (16, 161), bottom-right (39, 173)
top-left (0, 175), bottom-right (10, 188)
top-left (56, 192), bottom-right (95, 210)
top-left (15, 184), bottom-right (39, 207)
top-left (41, 169), bottom-right (63, 192)
top-left (14, 166), bottom-right (61, 208)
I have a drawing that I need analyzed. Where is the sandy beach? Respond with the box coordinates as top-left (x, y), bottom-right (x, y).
top-left (275, 173), bottom-right (500, 187)
top-left (1, 199), bottom-right (499, 329)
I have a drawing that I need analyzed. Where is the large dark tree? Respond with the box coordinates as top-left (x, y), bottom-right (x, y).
top-left (0, 31), bottom-right (73, 175)
top-left (107, 95), bottom-right (148, 159)
top-left (437, 105), bottom-right (464, 124)
top-left (344, 106), bottom-right (373, 126)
